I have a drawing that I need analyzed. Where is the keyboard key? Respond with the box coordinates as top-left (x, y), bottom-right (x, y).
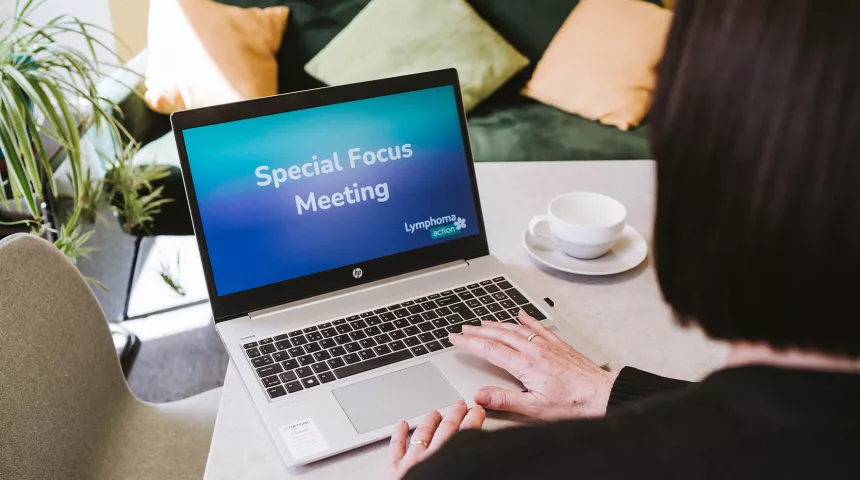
top-left (304, 342), bottom-right (322, 353)
top-left (420, 300), bottom-right (438, 310)
top-left (500, 299), bottom-right (516, 309)
top-left (259, 338), bottom-right (274, 345)
top-left (466, 299), bottom-right (481, 308)
top-left (491, 292), bottom-right (508, 302)
top-left (334, 334), bottom-right (351, 345)
top-left (459, 292), bottom-right (475, 300)
top-left (508, 308), bottom-right (521, 318)
top-left (505, 288), bottom-right (529, 306)
top-left (421, 310), bottom-right (439, 321)
top-left (388, 303), bottom-right (401, 309)
top-left (411, 345), bottom-right (429, 356)
top-left (418, 332), bottom-right (435, 343)
top-left (349, 330), bottom-right (367, 341)
top-left (281, 359), bottom-right (299, 370)
top-left (279, 371), bottom-right (297, 383)
top-left (328, 357), bottom-right (346, 369)
top-left (404, 336), bottom-right (421, 347)
top-left (298, 355), bottom-right (315, 366)
top-left (454, 287), bottom-right (467, 293)
top-left (344, 353), bottom-right (361, 364)
top-left (358, 349), bottom-right (376, 361)
top-left (350, 320), bottom-right (368, 330)
top-left (432, 318), bottom-right (450, 329)
top-left (252, 355), bottom-right (274, 368)
top-left (433, 329), bottom-right (448, 339)
top-left (306, 332), bottom-right (323, 342)
top-left (473, 306), bottom-right (489, 316)
top-left (288, 347), bottom-right (305, 357)
top-left (275, 340), bottom-right (291, 350)
top-left (267, 386), bottom-right (287, 398)
top-left (390, 330), bottom-right (407, 340)
top-left (259, 344), bottom-right (276, 355)
top-left (318, 371), bottom-right (337, 383)
top-left (407, 315), bottom-right (424, 325)
top-left (436, 295), bottom-right (459, 307)
top-left (243, 341), bottom-right (258, 349)
top-left (319, 338), bottom-right (336, 349)
top-left (347, 315), bottom-right (361, 321)
top-left (312, 362), bottom-right (330, 373)
top-left (485, 284), bottom-right (500, 293)
top-left (360, 311), bottom-right (375, 318)
top-left (401, 300), bottom-right (414, 306)
top-left (373, 308), bottom-right (388, 314)
top-left (366, 316), bottom-right (383, 326)
top-left (314, 351), bottom-right (332, 362)
top-left (345, 342), bottom-right (361, 353)
top-left (404, 326), bottom-right (420, 336)
top-left (394, 308), bottom-right (410, 318)
top-left (504, 319), bottom-right (518, 325)
top-left (446, 314), bottom-right (463, 324)
top-left (365, 326), bottom-right (382, 336)
top-left (414, 297), bottom-right (427, 303)
top-left (246, 347), bottom-right (261, 358)
top-left (426, 341), bottom-right (443, 352)
top-left (493, 276), bottom-right (506, 282)
top-left (374, 345), bottom-right (392, 356)
top-left (319, 322), bottom-right (332, 328)
top-left (495, 311), bottom-right (512, 321)
top-left (446, 324), bottom-right (462, 334)
top-left (487, 303), bottom-right (503, 313)
top-left (479, 295), bottom-right (494, 305)
top-left (272, 351), bottom-right (290, 362)
top-left (333, 318), bottom-right (347, 325)
top-left (333, 349), bottom-right (414, 379)
top-left (467, 283), bottom-right (480, 289)
top-left (497, 280), bottom-right (513, 289)
top-left (292, 335), bottom-right (308, 346)
top-left (440, 338), bottom-right (453, 348)
top-left (450, 303), bottom-right (477, 320)
top-left (289, 331), bottom-right (303, 337)
top-left (329, 346), bottom-right (347, 357)
top-left (418, 322), bottom-right (435, 332)
top-left (436, 306), bottom-right (452, 316)
top-left (296, 367), bottom-right (314, 378)
top-left (374, 333), bottom-right (392, 344)
top-left (380, 323), bottom-right (396, 333)
top-left (302, 376), bottom-right (321, 389)
top-left (285, 381), bottom-right (303, 393)
top-left (480, 279), bottom-right (494, 286)
top-left (481, 315), bottom-right (497, 323)
top-left (390, 340), bottom-right (407, 351)
top-left (472, 287), bottom-right (487, 296)
top-left (466, 319), bottom-right (482, 327)
top-left (256, 363), bottom-right (283, 378)
top-left (393, 318), bottom-right (410, 329)
top-left (262, 375), bottom-right (281, 388)
top-left (521, 303), bottom-right (547, 320)
top-left (407, 305), bottom-right (424, 314)
top-left (440, 290), bottom-right (454, 296)
top-left (359, 338), bottom-right (377, 349)
top-left (303, 326), bottom-right (319, 333)
top-left (428, 293), bottom-right (441, 299)
top-left (336, 325), bottom-right (353, 334)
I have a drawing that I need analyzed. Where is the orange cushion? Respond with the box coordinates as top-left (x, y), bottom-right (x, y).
top-left (521, 0), bottom-right (672, 131)
top-left (144, 0), bottom-right (289, 114)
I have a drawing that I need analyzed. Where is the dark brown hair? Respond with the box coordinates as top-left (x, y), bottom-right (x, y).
top-left (650, 0), bottom-right (860, 356)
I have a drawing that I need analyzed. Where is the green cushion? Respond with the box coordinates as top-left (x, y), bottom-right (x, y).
top-left (467, 99), bottom-right (651, 162)
top-left (304, 0), bottom-right (529, 112)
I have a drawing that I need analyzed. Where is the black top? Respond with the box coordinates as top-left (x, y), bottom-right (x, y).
top-left (406, 366), bottom-right (860, 479)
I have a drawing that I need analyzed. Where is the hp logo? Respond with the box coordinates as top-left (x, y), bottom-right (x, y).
top-left (352, 268), bottom-right (363, 279)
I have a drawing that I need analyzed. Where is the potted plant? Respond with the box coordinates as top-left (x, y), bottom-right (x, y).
top-left (0, 0), bottom-right (168, 265)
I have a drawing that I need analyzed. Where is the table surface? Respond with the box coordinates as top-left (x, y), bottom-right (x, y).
top-left (204, 161), bottom-right (729, 479)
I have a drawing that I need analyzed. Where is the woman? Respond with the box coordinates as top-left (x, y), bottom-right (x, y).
top-left (384, 0), bottom-right (860, 478)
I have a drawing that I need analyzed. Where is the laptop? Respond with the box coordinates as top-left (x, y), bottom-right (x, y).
top-left (171, 69), bottom-right (608, 467)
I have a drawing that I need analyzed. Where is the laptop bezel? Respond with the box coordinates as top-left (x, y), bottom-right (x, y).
top-left (170, 69), bottom-right (489, 322)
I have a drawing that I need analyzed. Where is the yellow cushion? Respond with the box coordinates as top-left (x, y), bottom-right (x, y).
top-left (521, 0), bottom-right (672, 131)
top-left (144, 0), bottom-right (289, 114)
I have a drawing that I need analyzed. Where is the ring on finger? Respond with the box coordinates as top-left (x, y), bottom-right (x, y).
top-left (409, 439), bottom-right (429, 448)
top-left (526, 332), bottom-right (540, 342)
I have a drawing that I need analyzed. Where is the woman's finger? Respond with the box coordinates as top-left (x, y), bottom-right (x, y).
top-left (461, 323), bottom-right (541, 353)
top-left (403, 410), bottom-right (442, 463)
top-left (479, 321), bottom-right (552, 345)
top-left (474, 386), bottom-right (539, 416)
top-left (517, 311), bottom-right (567, 348)
top-left (460, 405), bottom-right (486, 430)
top-left (388, 419), bottom-right (409, 464)
top-left (427, 400), bottom-right (468, 453)
top-left (449, 332), bottom-right (530, 376)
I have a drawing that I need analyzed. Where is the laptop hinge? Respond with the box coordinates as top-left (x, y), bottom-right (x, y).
top-left (248, 259), bottom-right (469, 320)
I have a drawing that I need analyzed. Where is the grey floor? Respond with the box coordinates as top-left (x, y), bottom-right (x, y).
top-left (75, 205), bottom-right (228, 402)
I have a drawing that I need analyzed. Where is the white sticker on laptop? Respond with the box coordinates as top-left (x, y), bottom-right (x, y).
top-left (279, 418), bottom-right (329, 460)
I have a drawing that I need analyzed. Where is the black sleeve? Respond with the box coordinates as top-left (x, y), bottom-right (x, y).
top-left (607, 366), bottom-right (693, 413)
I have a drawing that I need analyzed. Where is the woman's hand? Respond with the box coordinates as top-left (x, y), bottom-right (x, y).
top-left (384, 400), bottom-right (485, 480)
top-left (449, 311), bottom-right (618, 420)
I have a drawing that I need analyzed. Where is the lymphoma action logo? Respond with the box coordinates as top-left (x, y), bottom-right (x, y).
top-left (405, 215), bottom-right (467, 240)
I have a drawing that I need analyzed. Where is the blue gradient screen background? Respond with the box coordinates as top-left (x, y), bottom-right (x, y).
top-left (183, 86), bottom-right (479, 296)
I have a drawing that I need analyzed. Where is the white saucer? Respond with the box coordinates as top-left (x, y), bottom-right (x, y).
top-left (522, 224), bottom-right (648, 276)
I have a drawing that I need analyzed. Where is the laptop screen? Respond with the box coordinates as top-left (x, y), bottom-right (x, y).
top-left (182, 85), bottom-right (480, 296)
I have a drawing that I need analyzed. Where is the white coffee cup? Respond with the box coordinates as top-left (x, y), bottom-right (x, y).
top-left (528, 192), bottom-right (627, 259)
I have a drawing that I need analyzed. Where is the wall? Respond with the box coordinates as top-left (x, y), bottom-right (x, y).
top-left (109, 0), bottom-right (149, 62)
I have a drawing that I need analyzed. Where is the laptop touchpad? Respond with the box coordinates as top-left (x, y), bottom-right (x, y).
top-left (332, 362), bottom-right (463, 434)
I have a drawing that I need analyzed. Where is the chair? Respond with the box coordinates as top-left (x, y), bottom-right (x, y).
top-left (0, 234), bottom-right (221, 479)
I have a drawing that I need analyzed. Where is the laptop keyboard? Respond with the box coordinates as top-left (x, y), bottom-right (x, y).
top-left (242, 276), bottom-right (547, 400)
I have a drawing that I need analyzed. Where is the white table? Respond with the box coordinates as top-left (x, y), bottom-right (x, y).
top-left (204, 161), bottom-right (729, 479)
